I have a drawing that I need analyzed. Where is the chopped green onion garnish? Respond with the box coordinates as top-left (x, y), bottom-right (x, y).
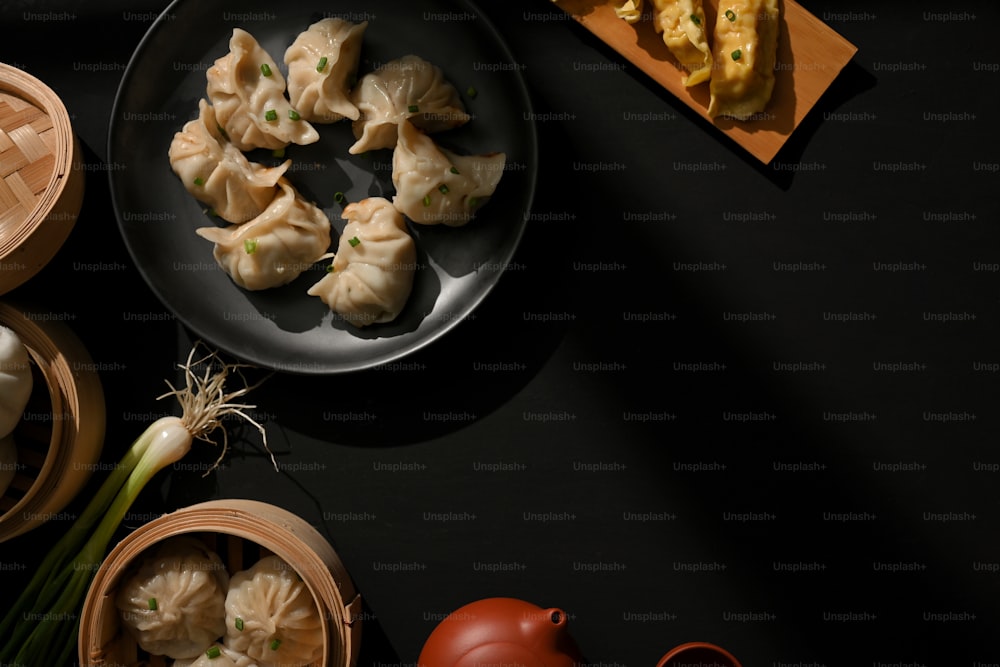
top-left (450, 166), bottom-right (460, 174)
top-left (334, 192), bottom-right (346, 204)
top-left (725, 9), bottom-right (736, 20)
top-left (438, 184), bottom-right (449, 194)
top-left (731, 49), bottom-right (742, 61)
top-left (272, 147), bottom-right (285, 158)
top-left (690, 13), bottom-right (701, 26)
top-left (288, 109), bottom-right (301, 121)
top-left (264, 109), bottom-right (278, 122)
top-left (348, 236), bottom-right (361, 247)
top-left (326, 262), bottom-right (336, 273)
top-left (206, 646), bottom-right (222, 659)
top-left (235, 617), bottom-right (244, 632)
top-left (244, 239), bottom-right (258, 254)
top-left (407, 104), bottom-right (419, 113)
top-left (148, 598), bottom-right (157, 611)
top-left (270, 639), bottom-right (282, 651)
top-left (260, 63), bottom-right (272, 77)
top-left (193, 177), bottom-right (204, 186)
top-left (467, 197), bottom-right (479, 209)
top-left (316, 56), bottom-right (328, 72)
top-left (422, 194), bottom-right (432, 207)
top-left (466, 86), bottom-right (477, 99)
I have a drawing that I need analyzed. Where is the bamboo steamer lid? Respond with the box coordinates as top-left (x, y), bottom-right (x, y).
top-left (80, 499), bottom-right (364, 667)
top-left (0, 62), bottom-right (85, 294)
top-left (0, 301), bottom-right (106, 542)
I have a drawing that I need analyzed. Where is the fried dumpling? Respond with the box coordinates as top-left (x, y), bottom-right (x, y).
top-left (206, 28), bottom-right (320, 151)
top-left (708, 0), bottom-right (780, 119)
top-left (391, 120), bottom-right (505, 227)
top-left (348, 54), bottom-right (470, 154)
top-left (196, 178), bottom-right (332, 291)
top-left (284, 17), bottom-right (367, 123)
top-left (307, 197), bottom-right (416, 327)
top-left (168, 99), bottom-right (290, 223)
top-left (652, 0), bottom-right (713, 86)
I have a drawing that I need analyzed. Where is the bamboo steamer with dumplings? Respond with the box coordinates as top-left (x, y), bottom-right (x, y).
top-left (79, 499), bottom-right (364, 667)
top-left (0, 62), bottom-right (85, 295)
top-left (0, 301), bottom-right (106, 542)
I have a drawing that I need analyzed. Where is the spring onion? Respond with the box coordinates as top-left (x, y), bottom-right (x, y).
top-left (235, 617), bottom-right (245, 631)
top-left (466, 86), bottom-right (477, 99)
top-left (260, 63), bottom-right (272, 77)
top-left (334, 192), bottom-right (347, 205)
top-left (725, 9), bottom-right (736, 20)
top-left (207, 645), bottom-right (222, 659)
top-left (450, 166), bottom-right (460, 175)
top-left (690, 13), bottom-right (701, 25)
top-left (348, 236), bottom-right (361, 247)
top-left (731, 49), bottom-right (742, 61)
top-left (407, 104), bottom-right (419, 113)
top-left (270, 639), bottom-right (282, 651)
top-left (0, 344), bottom-right (270, 666)
top-left (422, 194), bottom-right (432, 207)
top-left (438, 184), bottom-right (449, 194)
top-left (316, 56), bottom-right (328, 72)
top-left (264, 109), bottom-right (278, 122)
top-left (288, 109), bottom-right (301, 121)
top-left (244, 239), bottom-right (258, 255)
top-left (193, 177), bottom-right (205, 186)
top-left (148, 597), bottom-right (158, 611)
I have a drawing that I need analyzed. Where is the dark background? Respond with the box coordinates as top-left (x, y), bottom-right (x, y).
top-left (2, 0), bottom-right (999, 665)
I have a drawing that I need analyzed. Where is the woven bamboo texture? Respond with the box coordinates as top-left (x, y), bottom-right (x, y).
top-left (0, 91), bottom-right (55, 232)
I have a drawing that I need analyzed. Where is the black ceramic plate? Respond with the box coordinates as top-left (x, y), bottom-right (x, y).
top-left (109, 0), bottom-right (536, 374)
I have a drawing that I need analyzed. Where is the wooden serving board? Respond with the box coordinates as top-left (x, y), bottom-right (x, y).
top-left (552, 0), bottom-right (858, 163)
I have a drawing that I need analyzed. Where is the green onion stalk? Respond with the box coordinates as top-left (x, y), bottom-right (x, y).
top-left (0, 343), bottom-right (271, 666)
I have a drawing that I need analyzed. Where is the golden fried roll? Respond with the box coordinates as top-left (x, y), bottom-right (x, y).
top-left (708, 0), bottom-right (780, 119)
top-left (652, 0), bottom-right (713, 86)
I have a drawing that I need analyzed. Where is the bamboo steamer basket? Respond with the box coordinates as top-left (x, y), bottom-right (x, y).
top-left (0, 62), bottom-right (85, 294)
top-left (0, 301), bottom-right (106, 542)
top-left (80, 499), bottom-right (364, 667)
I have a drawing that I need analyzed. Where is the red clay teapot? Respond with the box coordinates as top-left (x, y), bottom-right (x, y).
top-left (418, 597), bottom-right (584, 667)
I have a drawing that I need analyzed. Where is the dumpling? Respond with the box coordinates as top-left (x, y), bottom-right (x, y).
top-left (0, 324), bottom-right (32, 439)
top-left (206, 28), bottom-right (320, 151)
top-left (284, 18), bottom-right (367, 123)
top-left (0, 434), bottom-right (16, 497)
top-left (224, 555), bottom-right (324, 667)
top-left (172, 643), bottom-right (257, 667)
top-left (115, 537), bottom-right (229, 660)
top-left (168, 99), bottom-right (290, 223)
top-left (196, 178), bottom-right (332, 291)
top-left (348, 54), bottom-right (470, 154)
top-left (391, 120), bottom-right (505, 227)
top-left (651, 0), bottom-right (713, 86)
top-left (708, 0), bottom-right (780, 119)
top-left (307, 197), bottom-right (416, 327)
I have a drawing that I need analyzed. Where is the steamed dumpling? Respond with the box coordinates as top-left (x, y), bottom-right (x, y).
top-left (0, 434), bottom-right (17, 498)
top-left (348, 54), bottom-right (470, 154)
top-left (391, 120), bottom-right (505, 226)
top-left (224, 555), bottom-right (324, 667)
top-left (196, 178), bottom-right (332, 291)
top-left (284, 18), bottom-right (367, 123)
top-left (115, 537), bottom-right (229, 660)
top-left (207, 28), bottom-right (320, 151)
top-left (0, 324), bottom-right (32, 439)
top-left (172, 643), bottom-right (257, 667)
top-left (307, 197), bottom-right (416, 327)
top-left (168, 99), bottom-right (290, 223)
